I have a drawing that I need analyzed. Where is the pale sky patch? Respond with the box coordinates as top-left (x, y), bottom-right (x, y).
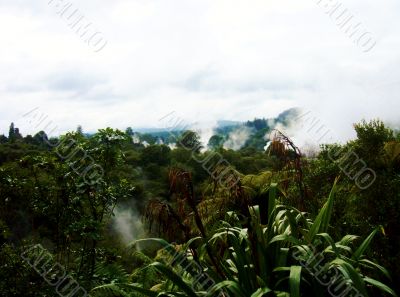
top-left (0, 0), bottom-right (399, 145)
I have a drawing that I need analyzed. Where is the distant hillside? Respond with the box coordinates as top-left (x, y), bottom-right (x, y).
top-left (209, 108), bottom-right (301, 150)
top-left (126, 107), bottom-right (301, 150)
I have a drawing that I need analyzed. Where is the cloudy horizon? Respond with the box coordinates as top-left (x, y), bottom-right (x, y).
top-left (1, 0), bottom-right (400, 145)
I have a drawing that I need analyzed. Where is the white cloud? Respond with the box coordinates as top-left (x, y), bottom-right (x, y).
top-left (0, 0), bottom-right (399, 143)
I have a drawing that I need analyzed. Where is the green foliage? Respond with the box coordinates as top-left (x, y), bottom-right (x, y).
top-left (0, 244), bottom-right (55, 297)
top-left (207, 135), bottom-right (224, 150)
top-left (8, 122), bottom-right (23, 143)
top-left (354, 119), bottom-right (394, 152)
top-left (177, 130), bottom-right (202, 153)
top-left (104, 182), bottom-right (395, 296)
top-left (139, 145), bottom-right (171, 166)
top-left (1, 119), bottom-right (399, 296)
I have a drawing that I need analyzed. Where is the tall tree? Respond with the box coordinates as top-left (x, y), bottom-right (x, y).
top-left (8, 123), bottom-right (22, 142)
top-left (177, 130), bottom-right (202, 153)
top-left (76, 125), bottom-right (84, 135)
top-left (125, 127), bottom-right (134, 136)
top-left (0, 135), bottom-right (7, 144)
top-left (8, 123), bottom-right (15, 140)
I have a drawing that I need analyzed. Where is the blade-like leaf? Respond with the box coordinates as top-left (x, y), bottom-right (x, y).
top-left (268, 183), bottom-right (277, 224)
top-left (289, 266), bottom-right (302, 297)
top-left (251, 287), bottom-right (272, 297)
top-left (352, 227), bottom-right (379, 261)
top-left (150, 262), bottom-right (198, 297)
top-left (308, 178), bottom-right (338, 242)
top-left (363, 277), bottom-right (398, 296)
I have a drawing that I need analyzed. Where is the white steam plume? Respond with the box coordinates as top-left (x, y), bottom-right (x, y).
top-left (223, 126), bottom-right (253, 150)
top-left (112, 206), bottom-right (145, 245)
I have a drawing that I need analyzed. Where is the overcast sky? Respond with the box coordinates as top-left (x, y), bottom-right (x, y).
top-left (1, 0), bottom-right (399, 143)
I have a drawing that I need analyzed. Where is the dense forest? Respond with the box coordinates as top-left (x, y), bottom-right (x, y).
top-left (1, 117), bottom-right (399, 296)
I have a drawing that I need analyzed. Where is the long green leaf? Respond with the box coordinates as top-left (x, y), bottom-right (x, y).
top-left (251, 287), bottom-right (272, 297)
top-left (268, 183), bottom-right (277, 224)
top-left (209, 280), bottom-right (247, 297)
top-left (331, 259), bottom-right (368, 297)
top-left (289, 266), bottom-right (302, 297)
top-left (363, 277), bottom-right (398, 296)
top-left (150, 262), bottom-right (198, 297)
top-left (308, 178), bottom-right (338, 242)
top-left (352, 227), bottom-right (379, 261)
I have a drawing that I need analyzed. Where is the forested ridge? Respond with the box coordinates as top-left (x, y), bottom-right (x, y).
top-left (0, 118), bottom-right (399, 296)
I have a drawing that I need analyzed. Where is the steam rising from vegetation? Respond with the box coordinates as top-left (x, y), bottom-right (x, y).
top-left (262, 108), bottom-right (319, 152)
top-left (197, 125), bottom-right (217, 152)
top-left (223, 126), bottom-right (253, 150)
top-left (112, 206), bottom-right (145, 245)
